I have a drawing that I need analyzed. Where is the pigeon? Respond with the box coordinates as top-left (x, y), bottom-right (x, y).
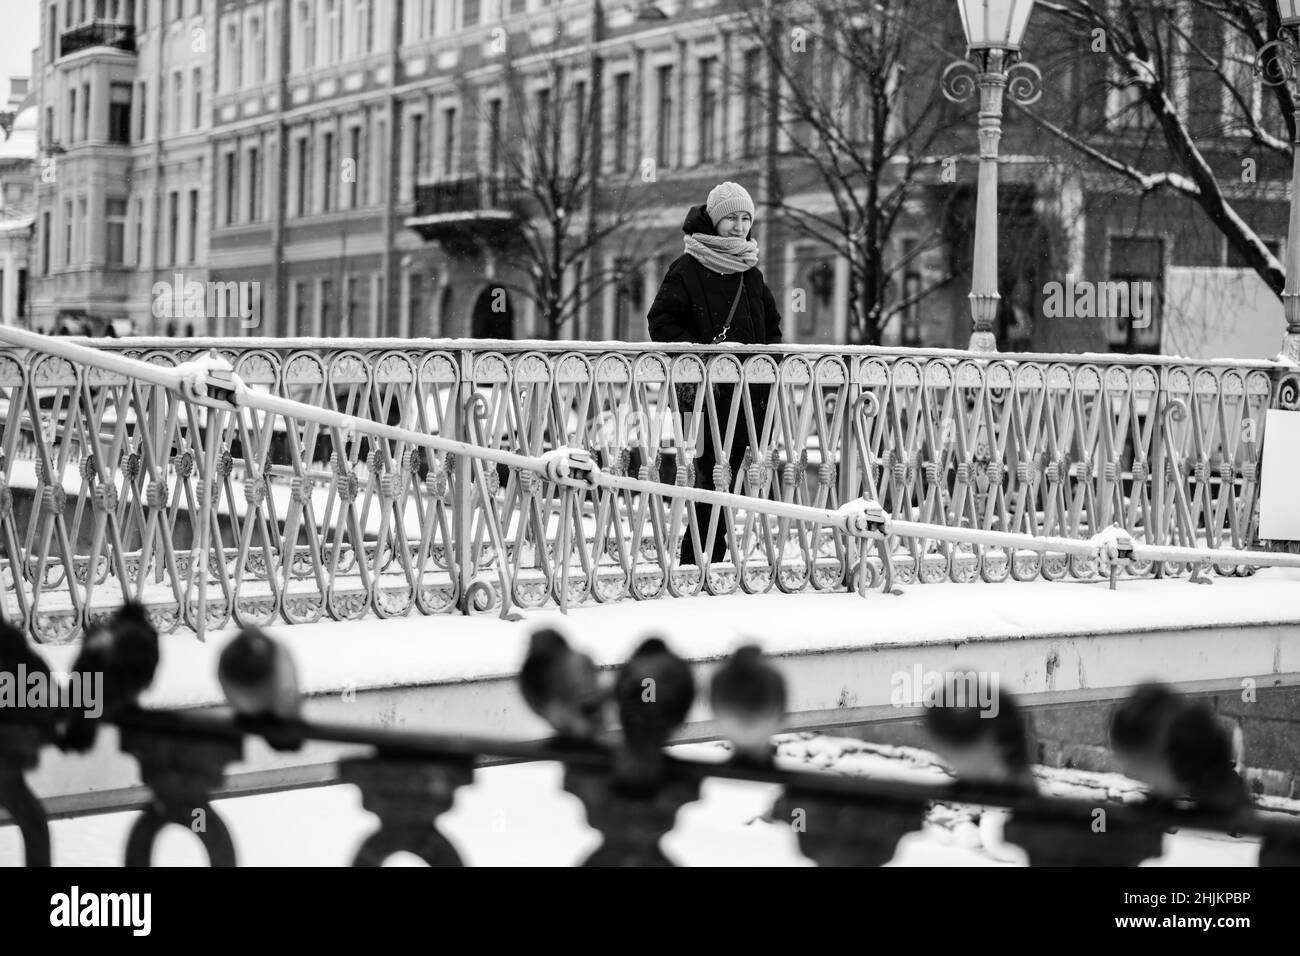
top-left (62, 602), bottom-right (159, 753)
top-left (613, 636), bottom-right (695, 788)
top-left (217, 626), bottom-right (303, 752)
top-left (518, 626), bottom-right (604, 744)
top-left (922, 678), bottom-right (1036, 791)
top-left (709, 644), bottom-right (785, 768)
top-left (1165, 701), bottom-right (1252, 818)
top-left (1108, 682), bottom-right (1187, 801)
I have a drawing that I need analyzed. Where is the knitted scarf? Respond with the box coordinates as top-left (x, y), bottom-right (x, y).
top-left (684, 233), bottom-right (759, 274)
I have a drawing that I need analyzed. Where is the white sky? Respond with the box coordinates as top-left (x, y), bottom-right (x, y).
top-left (0, 1), bottom-right (40, 99)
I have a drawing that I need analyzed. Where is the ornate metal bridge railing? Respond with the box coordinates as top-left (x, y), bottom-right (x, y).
top-left (0, 337), bottom-right (1292, 641)
top-left (3, 705), bottom-right (1298, 867)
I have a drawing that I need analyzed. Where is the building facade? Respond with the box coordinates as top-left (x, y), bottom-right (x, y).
top-left (25, 0), bottom-right (1299, 352)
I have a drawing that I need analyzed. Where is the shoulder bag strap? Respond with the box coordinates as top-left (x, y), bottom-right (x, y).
top-left (712, 275), bottom-right (746, 344)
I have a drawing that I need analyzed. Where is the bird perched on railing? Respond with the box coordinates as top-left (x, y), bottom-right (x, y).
top-left (1165, 701), bottom-right (1251, 819)
top-left (709, 644), bottom-right (785, 768)
top-left (0, 616), bottom-right (51, 721)
top-left (218, 626), bottom-right (303, 752)
top-left (922, 680), bottom-right (1036, 791)
top-left (518, 626), bottom-right (605, 745)
top-left (1109, 682), bottom-right (1250, 819)
top-left (613, 636), bottom-right (695, 790)
top-left (922, 679), bottom-right (1036, 863)
top-left (1108, 681), bottom-right (1187, 803)
top-left (61, 602), bottom-right (159, 753)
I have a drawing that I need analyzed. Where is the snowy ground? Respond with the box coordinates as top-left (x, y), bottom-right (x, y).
top-left (1, 736), bottom-right (1275, 866)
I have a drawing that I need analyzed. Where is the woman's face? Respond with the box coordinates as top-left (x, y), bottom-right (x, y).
top-left (716, 212), bottom-right (752, 238)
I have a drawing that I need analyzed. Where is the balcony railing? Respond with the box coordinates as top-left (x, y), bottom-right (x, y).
top-left (59, 20), bottom-right (137, 58)
top-left (0, 334), bottom-right (1294, 642)
top-left (412, 175), bottom-right (522, 218)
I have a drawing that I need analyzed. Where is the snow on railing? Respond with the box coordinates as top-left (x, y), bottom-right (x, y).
top-left (0, 330), bottom-right (1297, 641)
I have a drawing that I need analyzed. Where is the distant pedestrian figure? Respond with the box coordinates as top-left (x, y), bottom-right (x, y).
top-left (647, 182), bottom-right (784, 567)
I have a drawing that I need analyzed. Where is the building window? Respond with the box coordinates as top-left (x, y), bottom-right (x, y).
top-left (373, 117), bottom-right (386, 202)
top-left (343, 275), bottom-right (358, 336)
top-left (136, 80), bottom-right (148, 140)
top-left (486, 98), bottom-right (502, 176)
top-left (322, 131), bottom-right (335, 211)
top-left (294, 280), bottom-right (309, 337)
top-left (742, 48), bottom-right (760, 159)
top-left (187, 188), bottom-right (199, 262)
top-left (108, 83), bottom-right (132, 144)
top-left (613, 257), bottom-right (644, 341)
top-left (441, 106), bottom-right (456, 177)
top-left (248, 146), bottom-right (261, 221)
top-left (1107, 236), bottom-right (1163, 353)
top-left (105, 198), bottom-right (127, 265)
top-left (327, 0), bottom-right (341, 61)
top-left (360, 0), bottom-right (373, 53)
top-left (613, 73), bottom-right (629, 173)
top-left (67, 89), bottom-right (76, 143)
top-left (407, 272), bottom-right (423, 336)
top-left (535, 87), bottom-right (551, 152)
top-left (411, 113), bottom-right (425, 181)
top-left (41, 212), bottom-right (50, 275)
top-left (63, 201), bottom-right (72, 266)
top-left (698, 57), bottom-right (717, 164)
top-left (250, 15), bottom-right (264, 84)
top-left (320, 278), bottom-right (333, 335)
top-left (295, 137), bottom-right (308, 215)
top-left (224, 151), bottom-right (238, 225)
top-left (192, 68), bottom-right (202, 130)
top-left (167, 191), bottom-right (178, 265)
top-left (656, 65), bottom-right (673, 168)
top-left (348, 126), bottom-right (361, 207)
top-left (1226, 236), bottom-right (1280, 269)
top-left (133, 197), bottom-right (144, 265)
top-left (79, 197), bottom-right (88, 262)
top-left (172, 70), bottom-right (183, 132)
top-left (224, 22), bottom-right (240, 91)
top-left (298, 1), bottom-right (315, 71)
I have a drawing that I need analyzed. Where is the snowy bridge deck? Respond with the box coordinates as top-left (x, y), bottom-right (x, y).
top-left (20, 571), bottom-right (1300, 818)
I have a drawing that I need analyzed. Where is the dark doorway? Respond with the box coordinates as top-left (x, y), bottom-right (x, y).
top-left (471, 285), bottom-right (513, 339)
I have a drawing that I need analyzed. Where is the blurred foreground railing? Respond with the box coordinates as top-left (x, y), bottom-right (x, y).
top-left (2, 706), bottom-right (1299, 867)
top-left (0, 333), bottom-right (1295, 641)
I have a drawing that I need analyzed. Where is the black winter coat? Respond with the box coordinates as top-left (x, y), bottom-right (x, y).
top-left (647, 205), bottom-right (783, 346)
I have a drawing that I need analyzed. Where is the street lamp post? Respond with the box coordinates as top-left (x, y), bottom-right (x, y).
top-left (942, 0), bottom-right (1041, 352)
top-left (1258, 1), bottom-right (1300, 362)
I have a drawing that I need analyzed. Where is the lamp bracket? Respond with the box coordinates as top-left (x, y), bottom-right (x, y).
top-left (1256, 35), bottom-right (1299, 88)
top-left (941, 49), bottom-right (1041, 105)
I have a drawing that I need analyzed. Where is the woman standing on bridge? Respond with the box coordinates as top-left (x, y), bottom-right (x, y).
top-left (647, 182), bottom-right (784, 567)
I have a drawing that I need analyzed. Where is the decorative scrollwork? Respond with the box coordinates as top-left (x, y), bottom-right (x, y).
top-left (1006, 61), bottom-right (1044, 105)
top-left (1255, 37), bottom-right (1298, 88)
top-left (1278, 372), bottom-right (1300, 410)
top-left (941, 59), bottom-right (979, 103)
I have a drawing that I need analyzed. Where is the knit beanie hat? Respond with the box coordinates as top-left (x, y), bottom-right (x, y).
top-left (706, 182), bottom-right (756, 228)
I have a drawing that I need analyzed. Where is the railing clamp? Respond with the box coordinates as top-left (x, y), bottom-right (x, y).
top-left (838, 497), bottom-right (892, 538)
top-left (173, 351), bottom-right (240, 410)
top-left (541, 448), bottom-right (601, 489)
